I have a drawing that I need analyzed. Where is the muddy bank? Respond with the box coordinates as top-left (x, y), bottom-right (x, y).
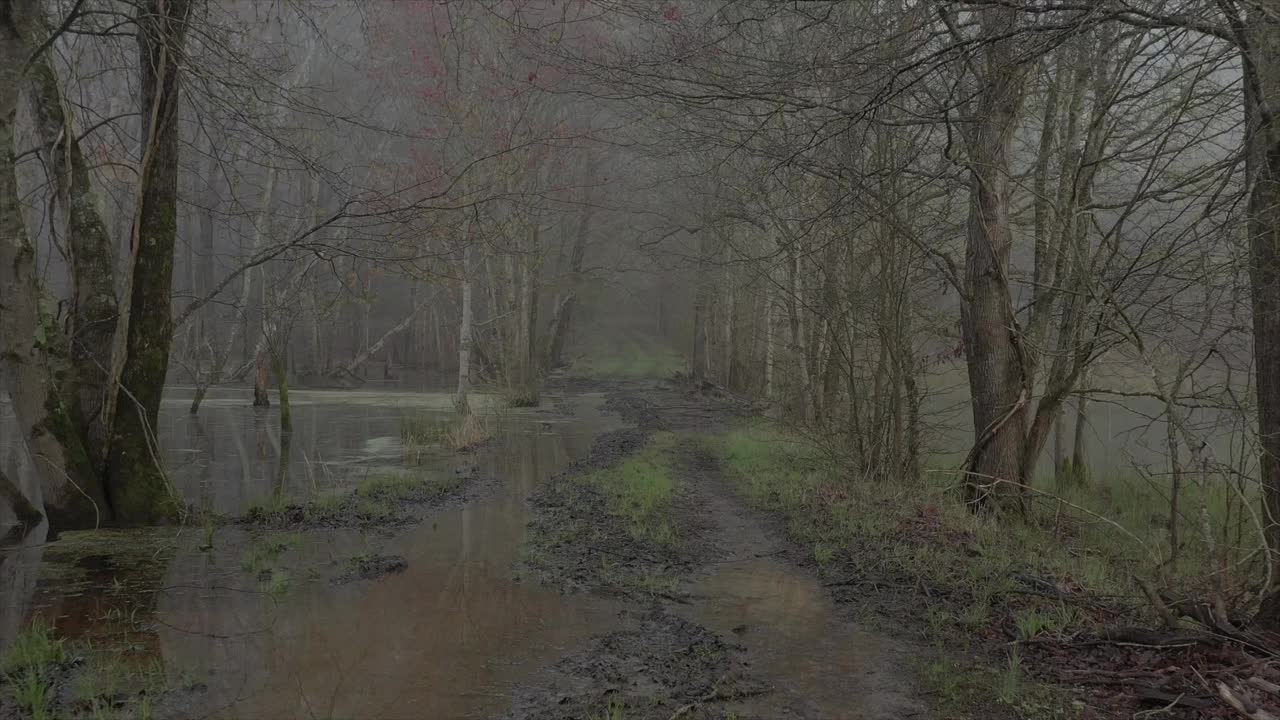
top-left (239, 462), bottom-right (484, 529)
top-left (515, 380), bottom-right (925, 720)
top-left (521, 427), bottom-right (714, 599)
top-left (505, 605), bottom-right (783, 720)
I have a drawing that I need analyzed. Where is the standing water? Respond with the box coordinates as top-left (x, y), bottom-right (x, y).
top-left (1, 387), bottom-right (628, 719)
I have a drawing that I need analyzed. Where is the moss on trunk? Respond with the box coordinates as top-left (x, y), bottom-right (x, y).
top-left (104, 0), bottom-right (191, 525)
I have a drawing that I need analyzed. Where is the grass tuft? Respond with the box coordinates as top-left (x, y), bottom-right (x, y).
top-left (1, 619), bottom-right (66, 677)
top-left (587, 434), bottom-right (679, 546)
top-left (444, 413), bottom-right (492, 451)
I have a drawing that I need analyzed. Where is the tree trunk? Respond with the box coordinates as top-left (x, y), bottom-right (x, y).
top-left (335, 304), bottom-right (424, 377)
top-left (763, 279), bottom-right (776, 400)
top-left (0, 3), bottom-right (107, 530)
top-left (455, 229), bottom-right (475, 416)
top-left (24, 46), bottom-right (118, 459)
top-left (547, 179), bottom-right (594, 370)
top-left (1071, 391), bottom-right (1089, 483)
top-left (692, 281), bottom-right (709, 384)
top-left (106, 0), bottom-right (192, 524)
top-left (960, 5), bottom-right (1029, 510)
top-left (272, 349), bottom-right (291, 433)
top-left (1242, 0), bottom-right (1280, 628)
top-left (1053, 416), bottom-right (1066, 484)
top-left (254, 345), bottom-right (271, 408)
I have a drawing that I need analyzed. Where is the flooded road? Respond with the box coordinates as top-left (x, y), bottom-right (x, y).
top-left (159, 405), bottom-right (629, 719)
top-left (2, 387), bottom-right (635, 718)
top-left (1, 382), bottom-right (923, 719)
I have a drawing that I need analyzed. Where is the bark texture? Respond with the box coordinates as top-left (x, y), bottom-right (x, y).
top-left (1, 0), bottom-right (107, 529)
top-left (106, 0), bottom-right (192, 523)
top-left (960, 6), bottom-right (1030, 509)
top-left (1244, 0), bottom-right (1280, 628)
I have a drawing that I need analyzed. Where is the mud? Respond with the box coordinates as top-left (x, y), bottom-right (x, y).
top-left (522, 427), bottom-right (712, 598)
top-left (332, 553), bottom-right (408, 584)
top-left (505, 605), bottom-right (782, 720)
top-left (4, 382), bottom-right (925, 719)
top-left (238, 468), bottom-right (478, 529)
top-left (514, 380), bottom-right (925, 720)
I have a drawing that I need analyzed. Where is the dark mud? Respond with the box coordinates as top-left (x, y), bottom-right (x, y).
top-left (331, 552), bottom-right (408, 584)
top-left (238, 465), bottom-right (482, 530)
top-left (521, 427), bottom-right (713, 599)
top-left (505, 605), bottom-right (784, 720)
top-left (515, 380), bottom-right (923, 720)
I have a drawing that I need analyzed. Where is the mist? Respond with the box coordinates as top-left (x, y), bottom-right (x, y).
top-left (2, 1), bottom-right (1280, 718)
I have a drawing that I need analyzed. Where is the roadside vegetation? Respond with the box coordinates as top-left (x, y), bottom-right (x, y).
top-left (710, 423), bottom-right (1270, 718)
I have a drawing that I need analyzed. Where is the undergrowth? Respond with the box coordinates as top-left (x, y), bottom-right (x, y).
top-left (707, 423), bottom-right (1257, 718)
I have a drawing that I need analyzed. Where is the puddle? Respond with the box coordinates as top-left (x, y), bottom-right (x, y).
top-left (1, 385), bottom-right (922, 719)
top-left (681, 557), bottom-right (919, 719)
top-left (1, 390), bottom-right (630, 719)
top-left (672, 444), bottom-right (924, 720)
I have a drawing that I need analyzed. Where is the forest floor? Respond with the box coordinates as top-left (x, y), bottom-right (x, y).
top-left (513, 376), bottom-right (1280, 720)
top-left (511, 377), bottom-right (926, 719)
top-left (6, 374), bottom-right (1279, 719)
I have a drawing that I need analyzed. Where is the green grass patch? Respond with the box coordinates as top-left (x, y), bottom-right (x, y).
top-left (2, 620), bottom-right (66, 720)
top-left (3, 619), bottom-right (185, 720)
top-left (713, 423), bottom-right (1259, 621)
top-left (706, 422), bottom-right (1249, 717)
top-left (1, 619), bottom-right (66, 677)
top-left (241, 532), bottom-right (302, 573)
top-left (399, 412), bottom-right (446, 463)
top-left (584, 433), bottom-right (679, 547)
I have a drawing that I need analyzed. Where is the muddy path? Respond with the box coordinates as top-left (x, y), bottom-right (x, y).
top-left (514, 379), bottom-right (925, 720)
top-left (2, 380), bottom-right (925, 720)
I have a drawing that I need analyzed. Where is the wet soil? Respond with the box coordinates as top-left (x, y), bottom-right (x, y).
top-left (332, 553), bottom-right (408, 584)
top-left (515, 379), bottom-right (925, 719)
top-left (521, 427), bottom-right (712, 599)
top-left (505, 606), bottom-right (775, 720)
top-left (3, 381), bottom-right (926, 719)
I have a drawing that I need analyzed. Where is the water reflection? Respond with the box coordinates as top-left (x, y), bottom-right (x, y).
top-left (1, 389), bottom-right (627, 719)
top-left (157, 407), bottom-right (625, 719)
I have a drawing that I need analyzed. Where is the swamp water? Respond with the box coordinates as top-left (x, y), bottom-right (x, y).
top-left (2, 388), bottom-right (628, 718)
top-left (2, 385), bottom-right (919, 719)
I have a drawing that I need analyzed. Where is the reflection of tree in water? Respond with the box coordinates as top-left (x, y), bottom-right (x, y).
top-left (274, 431), bottom-right (293, 505)
top-left (149, 413), bottom-right (614, 719)
top-left (0, 525), bottom-right (46, 648)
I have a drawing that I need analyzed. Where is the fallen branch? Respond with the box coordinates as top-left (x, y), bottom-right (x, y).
top-left (1218, 681), bottom-right (1279, 720)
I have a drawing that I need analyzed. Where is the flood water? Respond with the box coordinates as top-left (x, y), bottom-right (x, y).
top-left (1, 387), bottom-right (633, 718)
top-left (0, 377), bottom-right (1225, 718)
